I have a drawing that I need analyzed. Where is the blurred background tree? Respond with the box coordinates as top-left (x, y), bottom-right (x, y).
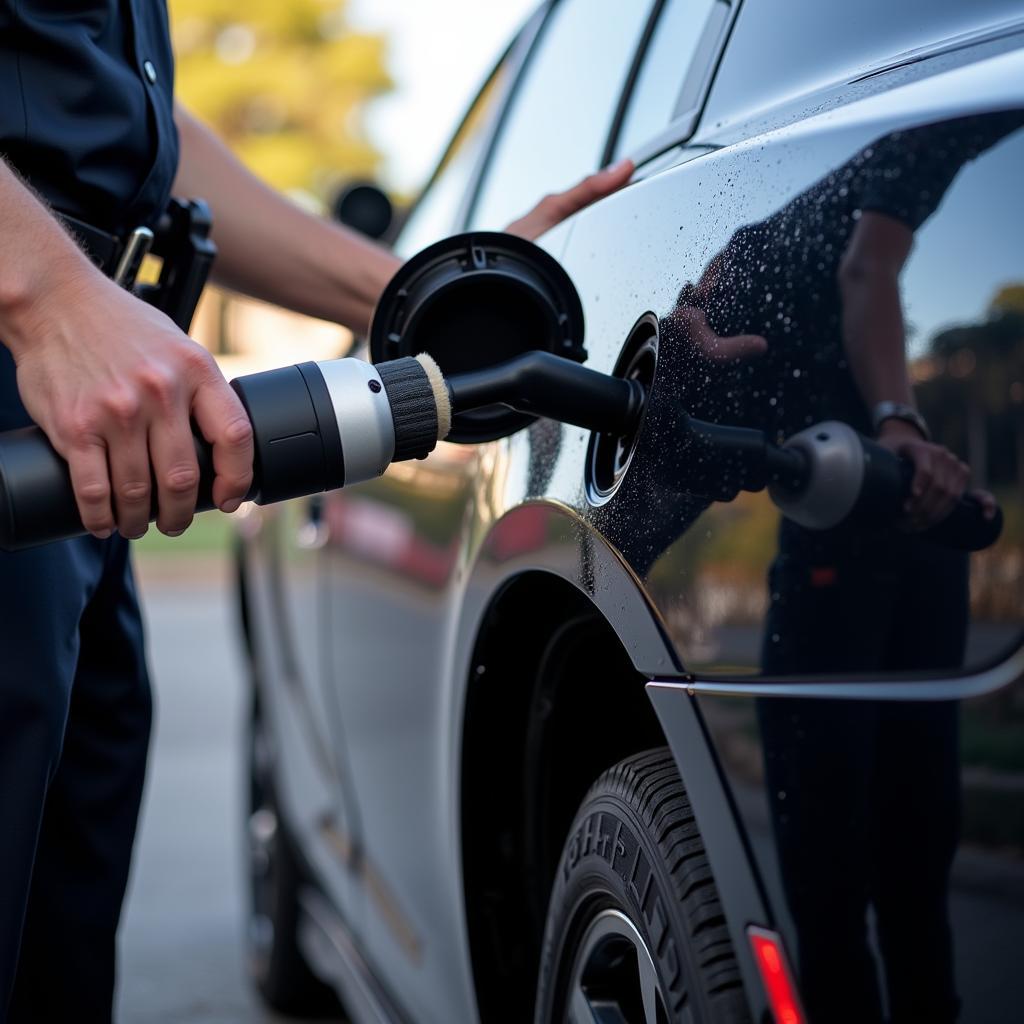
top-left (170, 0), bottom-right (392, 202)
top-left (166, 1), bottom-right (393, 367)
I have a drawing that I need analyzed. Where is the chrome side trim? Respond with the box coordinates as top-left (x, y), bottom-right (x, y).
top-left (297, 886), bottom-right (408, 1024)
top-left (651, 638), bottom-right (1024, 702)
top-left (849, 15), bottom-right (1024, 83)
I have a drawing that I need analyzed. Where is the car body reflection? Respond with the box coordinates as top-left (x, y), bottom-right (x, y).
top-left (662, 112), bottom-right (1024, 1023)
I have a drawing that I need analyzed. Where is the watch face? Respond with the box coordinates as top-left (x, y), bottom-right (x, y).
top-left (873, 403), bottom-right (930, 439)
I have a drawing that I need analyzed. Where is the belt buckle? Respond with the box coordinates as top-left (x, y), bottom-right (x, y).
top-left (113, 226), bottom-right (155, 289)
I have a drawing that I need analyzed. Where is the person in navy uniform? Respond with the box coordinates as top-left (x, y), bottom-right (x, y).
top-left (0, 3), bottom-right (633, 1020)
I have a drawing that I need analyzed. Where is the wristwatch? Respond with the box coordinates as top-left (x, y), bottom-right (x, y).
top-left (871, 401), bottom-right (931, 441)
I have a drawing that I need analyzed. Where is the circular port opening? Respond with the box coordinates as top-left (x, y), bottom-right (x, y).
top-left (586, 315), bottom-right (658, 505)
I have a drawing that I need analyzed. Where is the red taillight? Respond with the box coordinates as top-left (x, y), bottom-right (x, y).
top-left (748, 926), bottom-right (805, 1024)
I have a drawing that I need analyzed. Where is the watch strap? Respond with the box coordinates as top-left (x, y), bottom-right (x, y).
top-left (872, 401), bottom-right (931, 441)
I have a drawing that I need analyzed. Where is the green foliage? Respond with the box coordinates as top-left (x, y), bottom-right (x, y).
top-left (991, 283), bottom-right (1024, 318)
top-left (170, 0), bottom-right (391, 197)
top-left (134, 509), bottom-right (232, 554)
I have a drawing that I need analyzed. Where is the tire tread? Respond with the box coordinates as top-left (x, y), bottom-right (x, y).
top-left (585, 748), bottom-right (749, 1021)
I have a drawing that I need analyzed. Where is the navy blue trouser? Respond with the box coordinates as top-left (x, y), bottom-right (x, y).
top-left (759, 520), bottom-right (967, 1024)
top-left (0, 348), bottom-right (151, 1023)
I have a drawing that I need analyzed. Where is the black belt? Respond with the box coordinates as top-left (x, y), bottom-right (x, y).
top-left (57, 212), bottom-right (153, 289)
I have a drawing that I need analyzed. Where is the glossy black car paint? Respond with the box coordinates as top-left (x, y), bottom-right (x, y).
top-left (237, 2), bottom-right (1024, 1021)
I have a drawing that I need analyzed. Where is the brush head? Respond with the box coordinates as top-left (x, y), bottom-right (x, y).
top-left (415, 352), bottom-right (451, 441)
top-left (375, 355), bottom-right (443, 462)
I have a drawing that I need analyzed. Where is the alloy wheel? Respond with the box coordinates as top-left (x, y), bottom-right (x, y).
top-left (565, 907), bottom-right (668, 1024)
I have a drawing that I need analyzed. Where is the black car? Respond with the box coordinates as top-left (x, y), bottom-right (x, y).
top-left (236, 1), bottom-right (1024, 1021)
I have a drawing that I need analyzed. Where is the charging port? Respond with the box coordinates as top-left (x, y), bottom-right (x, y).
top-left (587, 315), bottom-right (658, 504)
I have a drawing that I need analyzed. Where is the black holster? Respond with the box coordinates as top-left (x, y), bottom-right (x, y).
top-left (136, 197), bottom-right (217, 331)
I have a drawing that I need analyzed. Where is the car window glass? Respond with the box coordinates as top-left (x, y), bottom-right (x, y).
top-left (469, 0), bottom-right (654, 231)
top-left (395, 62), bottom-right (510, 258)
top-left (702, 0), bottom-right (1024, 135)
top-left (614, 0), bottom-right (717, 158)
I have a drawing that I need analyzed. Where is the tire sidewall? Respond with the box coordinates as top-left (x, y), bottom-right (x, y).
top-left (536, 792), bottom-right (707, 1023)
top-left (246, 704), bottom-right (339, 1016)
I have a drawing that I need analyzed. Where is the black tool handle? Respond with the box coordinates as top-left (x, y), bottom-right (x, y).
top-left (0, 426), bottom-right (224, 551)
top-left (0, 361), bottom-right (345, 552)
top-left (857, 438), bottom-right (1003, 551)
top-left (921, 491), bottom-right (1003, 551)
top-left (897, 455), bottom-right (1003, 552)
top-left (447, 350), bottom-right (645, 436)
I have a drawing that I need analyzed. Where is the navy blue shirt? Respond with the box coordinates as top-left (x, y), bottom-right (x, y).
top-left (0, 0), bottom-right (178, 234)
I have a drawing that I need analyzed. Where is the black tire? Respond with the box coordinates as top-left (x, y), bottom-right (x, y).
top-left (535, 748), bottom-right (751, 1024)
top-left (246, 701), bottom-right (343, 1018)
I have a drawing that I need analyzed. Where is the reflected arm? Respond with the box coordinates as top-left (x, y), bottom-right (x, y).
top-left (838, 209), bottom-right (989, 526)
top-left (838, 210), bottom-right (915, 411)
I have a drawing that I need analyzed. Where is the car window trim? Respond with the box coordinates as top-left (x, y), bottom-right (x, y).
top-left (396, 5), bottom-right (549, 244)
top-left (398, 41), bottom-right (514, 232)
top-left (460, 1), bottom-right (562, 231)
top-left (601, 0), bottom-right (671, 167)
top-left (620, 0), bottom-right (741, 170)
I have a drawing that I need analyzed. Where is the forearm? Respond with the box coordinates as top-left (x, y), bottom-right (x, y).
top-left (838, 212), bottom-right (916, 411)
top-left (839, 212), bottom-right (982, 524)
top-left (0, 158), bottom-right (102, 354)
top-left (840, 267), bottom-right (915, 408)
top-left (172, 104), bottom-right (400, 335)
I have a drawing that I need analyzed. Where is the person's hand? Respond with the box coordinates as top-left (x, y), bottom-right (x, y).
top-left (504, 158), bottom-right (634, 240)
top-left (876, 419), bottom-right (996, 529)
top-left (10, 268), bottom-right (254, 540)
top-left (669, 305), bottom-right (767, 363)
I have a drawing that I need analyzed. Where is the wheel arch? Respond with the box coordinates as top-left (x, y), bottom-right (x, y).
top-left (459, 568), bottom-right (667, 1022)
top-left (453, 502), bottom-right (772, 1019)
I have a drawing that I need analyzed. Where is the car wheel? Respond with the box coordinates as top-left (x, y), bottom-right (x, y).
top-left (247, 700), bottom-right (342, 1018)
top-left (535, 748), bottom-right (750, 1023)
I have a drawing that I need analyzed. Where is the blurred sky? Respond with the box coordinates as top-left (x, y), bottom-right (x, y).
top-left (348, 0), bottom-right (536, 196)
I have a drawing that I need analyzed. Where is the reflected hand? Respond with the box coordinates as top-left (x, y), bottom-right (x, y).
top-left (671, 305), bottom-right (767, 363)
top-left (877, 420), bottom-right (996, 529)
top-left (504, 158), bottom-right (634, 240)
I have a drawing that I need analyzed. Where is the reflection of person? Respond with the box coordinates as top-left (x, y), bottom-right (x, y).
top-left (679, 112), bottom-right (1016, 523)
top-left (763, 115), bottom-right (1020, 1024)
top-left (677, 111), bottom-right (1022, 1023)
top-left (0, 5), bottom-right (632, 1019)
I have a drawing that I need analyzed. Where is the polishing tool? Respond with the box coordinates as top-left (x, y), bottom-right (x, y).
top-left (0, 349), bottom-right (643, 551)
top-left (0, 346), bottom-right (1003, 553)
